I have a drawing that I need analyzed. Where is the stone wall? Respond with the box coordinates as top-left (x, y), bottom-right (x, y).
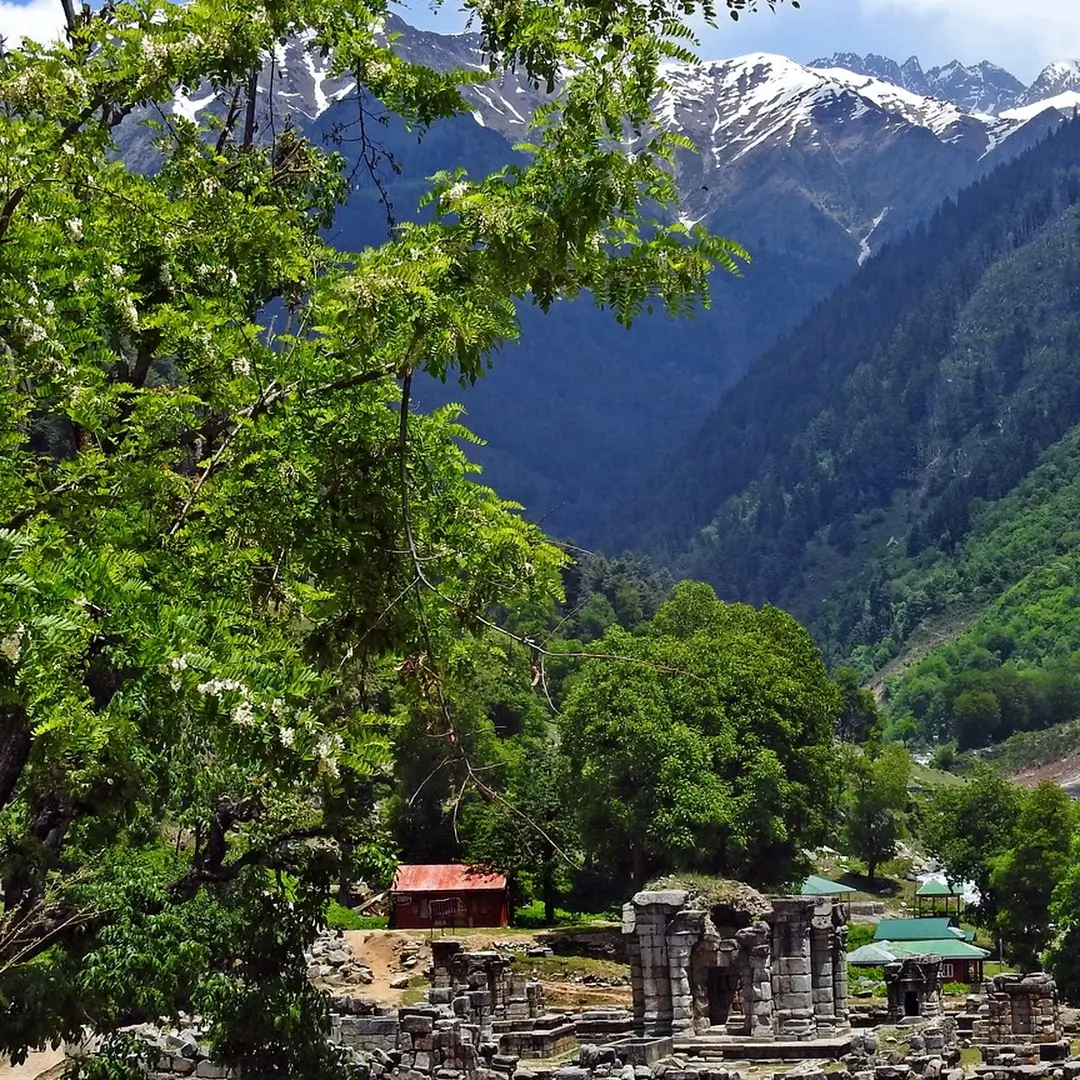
top-left (622, 888), bottom-right (849, 1042)
top-left (972, 974), bottom-right (1062, 1046)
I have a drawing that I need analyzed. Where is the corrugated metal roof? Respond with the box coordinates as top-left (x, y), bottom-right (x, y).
top-left (392, 864), bottom-right (507, 893)
top-left (848, 942), bottom-right (900, 964)
top-left (849, 938), bottom-right (990, 964)
top-left (893, 938), bottom-right (990, 960)
top-left (873, 916), bottom-right (955, 941)
top-left (799, 874), bottom-right (857, 896)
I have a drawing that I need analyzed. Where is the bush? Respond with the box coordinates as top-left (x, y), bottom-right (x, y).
top-left (943, 981), bottom-right (972, 996)
top-left (847, 923), bottom-right (876, 950)
top-left (931, 742), bottom-right (958, 772)
top-left (326, 901), bottom-right (388, 931)
top-left (512, 901), bottom-right (620, 928)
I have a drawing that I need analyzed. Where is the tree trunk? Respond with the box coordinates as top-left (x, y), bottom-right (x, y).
top-left (541, 859), bottom-right (556, 925)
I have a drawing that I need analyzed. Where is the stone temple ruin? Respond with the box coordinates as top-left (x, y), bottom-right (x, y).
top-left (623, 886), bottom-right (850, 1046)
top-left (67, 882), bottom-right (1080, 1080)
top-left (883, 958), bottom-right (942, 1023)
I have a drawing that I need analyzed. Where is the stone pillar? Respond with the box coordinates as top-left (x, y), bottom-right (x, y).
top-left (668, 911), bottom-right (703, 1035)
top-left (771, 899), bottom-right (815, 1041)
top-left (623, 901), bottom-right (646, 1034)
top-left (832, 917), bottom-right (850, 1031)
top-left (810, 905), bottom-right (836, 1038)
top-left (745, 935), bottom-right (774, 1040)
top-left (626, 890), bottom-right (687, 1036)
top-left (432, 939), bottom-right (463, 988)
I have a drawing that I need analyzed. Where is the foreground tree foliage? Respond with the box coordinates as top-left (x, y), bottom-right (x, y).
top-left (560, 581), bottom-right (841, 889)
top-left (0, 0), bottom-right (793, 1071)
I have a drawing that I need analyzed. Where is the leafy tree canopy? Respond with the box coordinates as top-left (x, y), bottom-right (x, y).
top-left (0, 0), bottom-right (781, 1070)
top-left (559, 581), bottom-right (841, 889)
top-left (842, 741), bottom-right (911, 882)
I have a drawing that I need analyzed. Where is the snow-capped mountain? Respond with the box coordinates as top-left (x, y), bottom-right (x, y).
top-left (127, 23), bottom-right (1080, 538)
top-left (171, 25), bottom-right (1078, 249)
top-left (1018, 59), bottom-right (1080, 106)
top-left (810, 52), bottom-right (1024, 114)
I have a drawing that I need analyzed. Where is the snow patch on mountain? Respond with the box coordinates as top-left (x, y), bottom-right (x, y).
top-left (1001, 91), bottom-right (1080, 123)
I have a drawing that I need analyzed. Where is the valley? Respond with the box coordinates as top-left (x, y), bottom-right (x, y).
top-left (13, 4), bottom-right (1080, 1079)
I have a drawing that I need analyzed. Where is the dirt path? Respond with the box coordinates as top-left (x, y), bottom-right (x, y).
top-left (341, 928), bottom-right (631, 1010)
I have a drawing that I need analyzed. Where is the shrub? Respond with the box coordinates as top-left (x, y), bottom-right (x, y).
top-left (326, 902), bottom-right (388, 931)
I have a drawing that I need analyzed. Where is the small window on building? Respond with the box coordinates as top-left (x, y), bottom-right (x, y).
top-left (941, 963), bottom-right (954, 979)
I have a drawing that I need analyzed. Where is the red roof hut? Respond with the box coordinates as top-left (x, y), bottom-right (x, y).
top-left (389, 864), bottom-right (510, 930)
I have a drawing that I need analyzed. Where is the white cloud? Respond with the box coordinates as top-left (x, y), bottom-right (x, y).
top-left (860, 0), bottom-right (1080, 75)
top-left (0, 0), bottom-right (65, 47)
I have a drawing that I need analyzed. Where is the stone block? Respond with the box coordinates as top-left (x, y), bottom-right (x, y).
top-left (195, 1063), bottom-right (227, 1080)
top-left (633, 891), bottom-right (689, 908)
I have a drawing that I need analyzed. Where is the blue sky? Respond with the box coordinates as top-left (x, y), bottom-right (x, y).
top-left (400, 0), bottom-right (1080, 83)
top-left (1, 0), bottom-right (1078, 83)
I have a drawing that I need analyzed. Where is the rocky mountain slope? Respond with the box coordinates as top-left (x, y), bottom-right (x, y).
top-left (130, 24), bottom-right (1080, 537)
top-left (603, 116), bottom-right (1080, 751)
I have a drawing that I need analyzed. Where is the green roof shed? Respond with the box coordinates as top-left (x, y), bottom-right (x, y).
top-left (799, 874), bottom-right (857, 896)
top-left (872, 917), bottom-right (956, 942)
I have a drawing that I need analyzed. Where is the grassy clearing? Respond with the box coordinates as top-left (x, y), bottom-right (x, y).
top-left (509, 953), bottom-right (629, 982)
top-left (910, 762), bottom-right (965, 789)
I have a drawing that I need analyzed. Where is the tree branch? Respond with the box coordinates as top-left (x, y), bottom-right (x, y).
top-left (0, 705), bottom-right (30, 815)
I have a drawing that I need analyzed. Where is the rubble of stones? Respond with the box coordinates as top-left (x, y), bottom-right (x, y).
top-left (308, 928), bottom-right (375, 989)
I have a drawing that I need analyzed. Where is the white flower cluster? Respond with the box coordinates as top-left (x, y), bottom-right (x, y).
top-left (0, 624), bottom-right (24, 663)
top-left (66, 217), bottom-right (83, 241)
top-left (58, 65), bottom-right (86, 95)
top-left (19, 319), bottom-right (46, 346)
top-left (316, 732), bottom-right (344, 779)
top-left (196, 677), bottom-right (243, 696)
top-left (117, 294), bottom-right (140, 331)
top-left (365, 58), bottom-right (391, 82)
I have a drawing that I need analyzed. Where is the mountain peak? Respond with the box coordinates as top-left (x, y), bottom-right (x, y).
top-left (809, 51), bottom-right (1024, 114)
top-left (1018, 59), bottom-right (1080, 106)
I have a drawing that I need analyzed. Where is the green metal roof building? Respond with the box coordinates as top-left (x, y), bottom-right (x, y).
top-left (858, 915), bottom-right (988, 984)
top-left (799, 874), bottom-right (857, 896)
top-left (872, 917), bottom-right (963, 941)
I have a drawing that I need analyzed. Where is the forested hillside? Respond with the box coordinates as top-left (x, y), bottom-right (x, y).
top-left (607, 117), bottom-right (1080, 747)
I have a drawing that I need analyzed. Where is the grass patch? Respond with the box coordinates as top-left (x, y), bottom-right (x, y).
top-left (401, 975), bottom-right (430, 1006)
top-left (910, 762), bottom-right (965, 789)
top-left (509, 953), bottom-right (629, 982)
top-left (326, 901), bottom-right (388, 931)
top-left (960, 1047), bottom-right (982, 1068)
top-left (513, 901), bottom-right (621, 929)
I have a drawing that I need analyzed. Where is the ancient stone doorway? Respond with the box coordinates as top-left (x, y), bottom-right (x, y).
top-left (905, 991), bottom-right (920, 1017)
top-left (707, 966), bottom-right (740, 1026)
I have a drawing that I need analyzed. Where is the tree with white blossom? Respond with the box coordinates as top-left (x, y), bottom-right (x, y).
top-left (0, 0), bottom-right (789, 1072)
